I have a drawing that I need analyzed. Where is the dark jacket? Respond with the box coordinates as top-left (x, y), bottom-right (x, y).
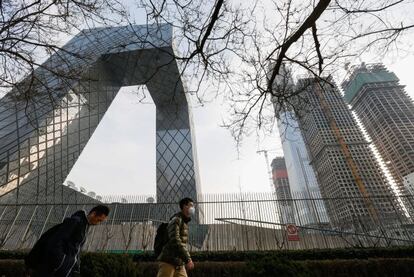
top-left (158, 212), bottom-right (191, 266)
top-left (25, 210), bottom-right (90, 277)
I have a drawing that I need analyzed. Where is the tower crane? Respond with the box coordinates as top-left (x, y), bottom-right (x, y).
top-left (257, 149), bottom-right (277, 193)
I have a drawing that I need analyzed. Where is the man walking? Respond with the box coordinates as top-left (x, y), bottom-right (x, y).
top-left (157, 197), bottom-right (195, 277)
top-left (25, 205), bottom-right (110, 277)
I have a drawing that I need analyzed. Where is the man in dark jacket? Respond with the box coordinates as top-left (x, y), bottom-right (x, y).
top-left (25, 205), bottom-right (110, 277)
top-left (157, 197), bottom-right (195, 277)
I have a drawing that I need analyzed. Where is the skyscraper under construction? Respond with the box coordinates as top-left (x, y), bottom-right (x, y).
top-left (295, 77), bottom-right (402, 231)
top-left (342, 63), bottom-right (414, 202)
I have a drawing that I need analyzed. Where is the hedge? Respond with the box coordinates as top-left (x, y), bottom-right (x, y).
top-left (129, 246), bottom-right (414, 262)
top-left (133, 261), bottom-right (247, 277)
top-left (80, 253), bottom-right (138, 277)
top-left (165, 247), bottom-right (414, 262)
top-left (2, 246), bottom-right (414, 262)
top-left (1, 256), bottom-right (414, 277)
top-left (303, 258), bottom-right (414, 277)
top-left (0, 260), bottom-right (25, 277)
top-left (1, 247), bottom-right (414, 277)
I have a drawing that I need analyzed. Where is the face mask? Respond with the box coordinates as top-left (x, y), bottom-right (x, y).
top-left (189, 207), bottom-right (196, 216)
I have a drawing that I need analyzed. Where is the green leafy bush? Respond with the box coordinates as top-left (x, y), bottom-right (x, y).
top-left (80, 253), bottom-right (138, 277)
top-left (0, 251), bottom-right (27, 260)
top-left (1, 248), bottom-right (414, 276)
top-left (3, 246), bottom-right (414, 262)
top-left (189, 262), bottom-right (247, 277)
top-left (128, 247), bottom-right (414, 262)
top-left (0, 260), bottom-right (25, 277)
top-left (1, 257), bottom-right (414, 277)
top-left (246, 256), bottom-right (311, 277)
top-left (303, 258), bottom-right (414, 277)
top-left (135, 261), bottom-right (157, 277)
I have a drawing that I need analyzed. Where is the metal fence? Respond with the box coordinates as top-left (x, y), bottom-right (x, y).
top-left (0, 192), bottom-right (414, 252)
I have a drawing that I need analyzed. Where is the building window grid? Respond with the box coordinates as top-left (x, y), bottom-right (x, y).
top-left (300, 78), bottom-right (402, 227)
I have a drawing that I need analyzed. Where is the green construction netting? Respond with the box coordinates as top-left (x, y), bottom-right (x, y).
top-left (344, 72), bottom-right (399, 103)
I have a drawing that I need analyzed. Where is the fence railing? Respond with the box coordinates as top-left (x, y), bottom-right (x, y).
top-left (0, 192), bottom-right (413, 251)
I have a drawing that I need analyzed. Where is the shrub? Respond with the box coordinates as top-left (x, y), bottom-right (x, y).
top-left (128, 246), bottom-right (414, 262)
top-left (80, 253), bottom-right (138, 277)
top-left (0, 257), bottom-right (414, 277)
top-left (245, 256), bottom-right (311, 277)
top-left (135, 261), bottom-right (157, 277)
top-left (303, 258), bottom-right (414, 277)
top-left (1, 248), bottom-right (414, 277)
top-left (0, 254), bottom-right (138, 277)
top-left (0, 260), bottom-right (25, 277)
top-left (3, 246), bottom-right (414, 263)
top-left (134, 261), bottom-right (247, 277)
top-left (0, 251), bottom-right (27, 260)
top-left (189, 262), bottom-right (247, 277)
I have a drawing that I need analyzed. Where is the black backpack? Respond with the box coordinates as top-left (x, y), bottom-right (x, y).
top-left (154, 222), bottom-right (169, 258)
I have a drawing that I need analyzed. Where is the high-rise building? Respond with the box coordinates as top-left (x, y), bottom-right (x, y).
top-left (271, 157), bottom-right (294, 224)
top-left (272, 65), bottom-right (329, 227)
top-left (277, 111), bottom-right (329, 227)
top-left (295, 77), bottom-right (401, 231)
top-left (404, 173), bottom-right (414, 196)
top-left (0, 24), bottom-right (202, 222)
top-left (342, 64), bottom-right (414, 203)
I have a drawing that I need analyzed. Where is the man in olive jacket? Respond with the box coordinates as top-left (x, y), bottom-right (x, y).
top-left (157, 197), bottom-right (195, 277)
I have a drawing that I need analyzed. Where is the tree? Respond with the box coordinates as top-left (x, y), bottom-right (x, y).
top-left (0, 0), bottom-right (126, 97)
top-left (2, 0), bottom-right (414, 142)
top-left (134, 0), bottom-right (414, 142)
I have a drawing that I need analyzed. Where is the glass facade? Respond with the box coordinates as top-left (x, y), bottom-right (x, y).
top-left (278, 111), bottom-right (330, 227)
top-left (0, 24), bottom-right (202, 221)
top-left (271, 65), bottom-right (329, 227)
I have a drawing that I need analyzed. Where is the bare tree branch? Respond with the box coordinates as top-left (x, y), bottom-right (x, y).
top-left (311, 24), bottom-right (323, 74)
top-left (266, 0), bottom-right (331, 95)
top-left (335, 0), bottom-right (404, 14)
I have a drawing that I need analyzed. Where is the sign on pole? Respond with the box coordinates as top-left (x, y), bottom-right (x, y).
top-left (286, 224), bottom-right (299, 241)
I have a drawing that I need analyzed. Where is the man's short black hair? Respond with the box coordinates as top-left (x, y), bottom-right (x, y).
top-left (179, 197), bottom-right (194, 210)
top-left (89, 205), bottom-right (110, 216)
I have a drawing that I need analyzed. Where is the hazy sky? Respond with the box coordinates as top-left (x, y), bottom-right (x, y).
top-left (63, 2), bottom-right (414, 197)
top-left (63, 55), bottom-right (414, 197)
top-left (1, 2), bottom-right (413, 198)
top-left (65, 86), bottom-right (282, 196)
top-left (64, 3), bottom-right (286, 196)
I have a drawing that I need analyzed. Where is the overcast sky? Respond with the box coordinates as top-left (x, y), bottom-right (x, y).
top-left (63, 2), bottom-right (414, 197)
top-left (63, 56), bottom-right (414, 197)
top-left (1, 2), bottom-right (413, 198)
top-left (64, 3), bottom-right (286, 196)
top-left (64, 86), bottom-right (282, 196)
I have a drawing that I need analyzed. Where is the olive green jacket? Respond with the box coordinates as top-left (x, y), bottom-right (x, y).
top-left (158, 212), bottom-right (191, 266)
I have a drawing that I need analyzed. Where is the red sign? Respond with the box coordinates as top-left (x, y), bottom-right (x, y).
top-left (273, 169), bottom-right (288, 179)
top-left (286, 224), bottom-right (299, 241)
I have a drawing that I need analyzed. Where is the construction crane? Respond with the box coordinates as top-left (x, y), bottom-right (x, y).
top-left (257, 149), bottom-right (276, 193)
top-left (314, 80), bottom-right (380, 225)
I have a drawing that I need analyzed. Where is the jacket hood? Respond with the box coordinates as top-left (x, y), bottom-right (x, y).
top-left (71, 210), bottom-right (89, 224)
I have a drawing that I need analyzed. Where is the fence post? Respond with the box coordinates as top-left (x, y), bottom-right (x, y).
top-left (40, 206), bottom-right (54, 235)
top-left (20, 205), bottom-right (39, 248)
top-left (2, 206), bottom-right (23, 248)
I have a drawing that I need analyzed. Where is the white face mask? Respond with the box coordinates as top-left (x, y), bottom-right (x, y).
top-left (188, 207), bottom-right (196, 216)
